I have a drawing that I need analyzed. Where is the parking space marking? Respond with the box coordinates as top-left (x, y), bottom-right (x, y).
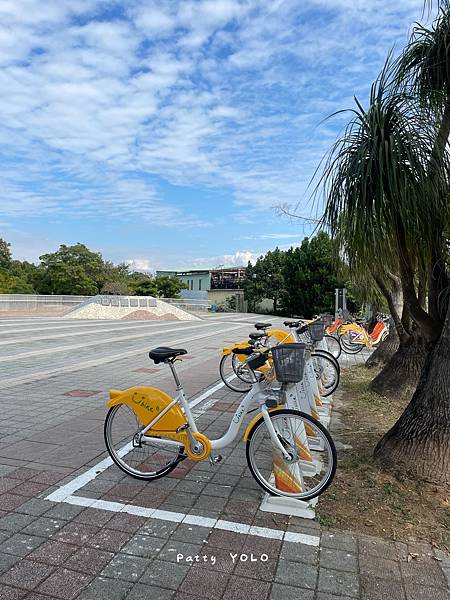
top-left (58, 494), bottom-right (319, 546)
top-left (44, 373), bottom-right (319, 547)
top-left (1, 324), bottom-right (244, 388)
top-left (46, 377), bottom-right (232, 503)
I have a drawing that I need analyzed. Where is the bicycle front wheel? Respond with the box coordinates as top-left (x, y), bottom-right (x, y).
top-left (219, 353), bottom-right (252, 393)
top-left (104, 404), bottom-right (184, 480)
top-left (311, 352), bottom-right (340, 396)
top-left (339, 332), bottom-right (364, 354)
top-left (324, 334), bottom-right (341, 359)
top-left (246, 409), bottom-right (337, 501)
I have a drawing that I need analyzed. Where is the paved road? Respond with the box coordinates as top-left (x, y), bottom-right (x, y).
top-left (0, 314), bottom-right (447, 600)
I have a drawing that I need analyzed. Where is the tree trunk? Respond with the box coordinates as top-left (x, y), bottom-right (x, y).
top-left (372, 270), bottom-right (406, 340)
top-left (374, 302), bottom-right (450, 486)
top-left (366, 319), bottom-right (399, 368)
top-left (369, 334), bottom-right (429, 401)
top-left (367, 271), bottom-right (403, 368)
top-left (396, 219), bottom-right (441, 342)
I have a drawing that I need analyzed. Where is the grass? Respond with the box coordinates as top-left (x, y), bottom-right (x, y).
top-left (317, 365), bottom-right (450, 550)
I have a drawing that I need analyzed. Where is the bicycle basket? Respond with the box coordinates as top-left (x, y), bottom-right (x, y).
top-left (309, 320), bottom-right (325, 342)
top-left (271, 343), bottom-right (305, 383)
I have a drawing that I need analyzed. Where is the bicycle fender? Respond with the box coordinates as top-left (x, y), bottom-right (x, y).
top-left (106, 386), bottom-right (186, 430)
top-left (243, 408), bottom-right (279, 442)
top-left (266, 329), bottom-right (295, 344)
top-left (222, 341), bottom-right (252, 358)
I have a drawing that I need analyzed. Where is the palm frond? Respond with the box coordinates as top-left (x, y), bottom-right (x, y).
top-left (395, 6), bottom-right (450, 113)
top-left (316, 61), bottom-right (450, 270)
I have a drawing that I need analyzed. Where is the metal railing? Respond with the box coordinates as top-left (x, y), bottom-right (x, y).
top-left (0, 294), bottom-right (89, 312)
top-left (160, 297), bottom-right (211, 312)
top-left (0, 293), bottom-right (209, 314)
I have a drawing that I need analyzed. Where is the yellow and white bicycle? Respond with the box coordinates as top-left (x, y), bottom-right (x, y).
top-left (220, 321), bottom-right (340, 396)
top-left (104, 344), bottom-right (337, 501)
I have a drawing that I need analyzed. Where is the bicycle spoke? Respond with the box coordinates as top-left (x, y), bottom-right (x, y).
top-left (105, 404), bottom-right (183, 479)
top-left (247, 410), bottom-right (336, 500)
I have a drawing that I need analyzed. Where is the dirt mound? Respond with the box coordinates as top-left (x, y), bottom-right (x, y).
top-left (160, 312), bottom-right (180, 320)
top-left (121, 310), bottom-right (179, 321)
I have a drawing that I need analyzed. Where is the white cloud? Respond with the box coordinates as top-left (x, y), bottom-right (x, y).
top-left (126, 258), bottom-right (153, 272)
top-left (236, 233), bottom-right (302, 241)
top-left (0, 0), bottom-right (425, 227)
top-left (189, 250), bottom-right (259, 269)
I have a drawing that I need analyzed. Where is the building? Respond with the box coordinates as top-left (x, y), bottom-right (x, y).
top-left (156, 267), bottom-right (247, 309)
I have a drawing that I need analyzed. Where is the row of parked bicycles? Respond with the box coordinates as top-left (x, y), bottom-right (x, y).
top-left (103, 314), bottom-right (356, 502)
top-left (329, 311), bottom-right (390, 355)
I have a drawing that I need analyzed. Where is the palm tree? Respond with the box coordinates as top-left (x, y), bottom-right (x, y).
top-left (395, 6), bottom-right (450, 326)
top-left (319, 60), bottom-right (450, 483)
top-left (320, 61), bottom-right (446, 342)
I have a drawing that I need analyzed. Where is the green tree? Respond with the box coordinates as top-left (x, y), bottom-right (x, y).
top-left (8, 260), bottom-right (40, 292)
top-left (101, 281), bottom-right (131, 295)
top-left (134, 277), bottom-right (158, 297)
top-left (155, 276), bottom-right (187, 298)
top-left (281, 233), bottom-right (343, 317)
top-left (0, 239), bottom-right (11, 269)
top-left (264, 248), bottom-right (285, 313)
top-left (100, 262), bottom-right (132, 295)
top-left (37, 244), bottom-right (107, 295)
top-left (242, 260), bottom-right (267, 312)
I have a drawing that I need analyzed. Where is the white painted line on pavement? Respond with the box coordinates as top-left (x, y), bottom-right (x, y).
top-left (0, 320), bottom-right (192, 342)
top-left (50, 494), bottom-right (319, 546)
top-left (0, 322), bottom-right (222, 363)
top-left (189, 379), bottom-right (230, 409)
top-left (1, 324), bottom-right (244, 388)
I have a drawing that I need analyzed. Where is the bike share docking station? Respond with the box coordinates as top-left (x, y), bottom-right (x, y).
top-left (259, 340), bottom-right (334, 520)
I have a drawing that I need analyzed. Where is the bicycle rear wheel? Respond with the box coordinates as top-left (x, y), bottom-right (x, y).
top-left (104, 405), bottom-right (184, 480)
top-left (219, 353), bottom-right (253, 393)
top-left (246, 408), bottom-right (337, 501)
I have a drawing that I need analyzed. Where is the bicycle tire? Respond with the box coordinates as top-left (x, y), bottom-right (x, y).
top-left (219, 353), bottom-right (252, 393)
top-left (313, 348), bottom-right (340, 373)
top-left (324, 334), bottom-right (342, 359)
top-left (311, 352), bottom-right (340, 396)
top-left (246, 408), bottom-right (337, 501)
top-left (339, 332), bottom-right (364, 354)
top-left (104, 405), bottom-right (184, 480)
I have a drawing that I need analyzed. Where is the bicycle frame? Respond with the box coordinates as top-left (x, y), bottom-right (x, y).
top-left (138, 377), bottom-right (291, 459)
top-left (341, 321), bottom-right (388, 349)
top-left (326, 318), bottom-right (342, 335)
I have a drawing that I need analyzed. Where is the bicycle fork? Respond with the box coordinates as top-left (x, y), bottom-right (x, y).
top-left (261, 405), bottom-right (292, 461)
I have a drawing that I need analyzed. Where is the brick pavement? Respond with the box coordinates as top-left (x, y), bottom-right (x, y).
top-left (0, 315), bottom-right (448, 600)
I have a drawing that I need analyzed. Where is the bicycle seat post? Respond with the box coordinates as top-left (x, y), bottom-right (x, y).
top-left (167, 360), bottom-right (182, 390)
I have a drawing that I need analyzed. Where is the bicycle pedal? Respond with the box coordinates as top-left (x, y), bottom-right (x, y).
top-left (209, 454), bottom-right (223, 465)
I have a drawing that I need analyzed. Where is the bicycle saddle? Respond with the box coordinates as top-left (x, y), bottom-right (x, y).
top-left (249, 332), bottom-right (264, 340)
top-left (149, 347), bottom-right (188, 364)
top-left (284, 320), bottom-right (300, 328)
top-left (254, 322), bottom-right (272, 330)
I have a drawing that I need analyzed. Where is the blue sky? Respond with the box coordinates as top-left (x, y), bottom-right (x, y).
top-left (0, 0), bottom-right (425, 271)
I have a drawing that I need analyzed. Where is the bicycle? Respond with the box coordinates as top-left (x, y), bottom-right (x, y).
top-left (339, 315), bottom-right (389, 354)
top-left (104, 344), bottom-right (337, 501)
top-left (220, 321), bottom-right (340, 397)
